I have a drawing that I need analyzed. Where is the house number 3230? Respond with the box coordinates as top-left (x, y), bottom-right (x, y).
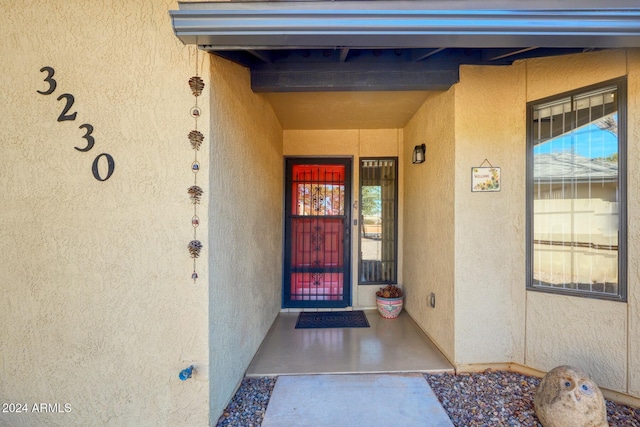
top-left (37, 66), bottom-right (115, 181)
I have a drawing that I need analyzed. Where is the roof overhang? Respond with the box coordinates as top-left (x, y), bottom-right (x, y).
top-left (171, 1), bottom-right (640, 50)
top-left (170, 1), bottom-right (640, 95)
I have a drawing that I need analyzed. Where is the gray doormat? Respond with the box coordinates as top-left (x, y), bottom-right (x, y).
top-left (295, 311), bottom-right (370, 329)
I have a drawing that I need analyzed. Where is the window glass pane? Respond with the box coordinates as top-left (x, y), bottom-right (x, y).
top-left (359, 159), bottom-right (397, 284)
top-left (295, 184), bottom-right (345, 216)
top-left (531, 85), bottom-right (620, 297)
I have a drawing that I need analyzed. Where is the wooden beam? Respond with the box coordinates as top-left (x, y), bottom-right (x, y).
top-left (339, 48), bottom-right (350, 62)
top-left (480, 47), bottom-right (593, 63)
top-left (411, 48), bottom-right (445, 62)
top-left (483, 47), bottom-right (538, 61)
top-left (250, 61), bottom-right (459, 92)
top-left (247, 50), bottom-right (272, 63)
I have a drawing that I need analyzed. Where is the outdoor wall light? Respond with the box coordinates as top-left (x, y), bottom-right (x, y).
top-left (412, 144), bottom-right (426, 164)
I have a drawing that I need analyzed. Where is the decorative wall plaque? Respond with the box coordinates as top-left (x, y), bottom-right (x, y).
top-left (471, 159), bottom-right (500, 192)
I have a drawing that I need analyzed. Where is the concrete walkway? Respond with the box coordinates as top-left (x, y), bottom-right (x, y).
top-left (261, 373), bottom-right (454, 427)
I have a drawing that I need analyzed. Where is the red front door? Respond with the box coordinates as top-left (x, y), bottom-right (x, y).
top-left (284, 158), bottom-right (352, 308)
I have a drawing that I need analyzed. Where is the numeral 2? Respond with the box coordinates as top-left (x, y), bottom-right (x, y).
top-left (56, 94), bottom-right (77, 122)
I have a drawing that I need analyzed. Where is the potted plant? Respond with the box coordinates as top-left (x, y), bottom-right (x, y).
top-left (375, 285), bottom-right (404, 319)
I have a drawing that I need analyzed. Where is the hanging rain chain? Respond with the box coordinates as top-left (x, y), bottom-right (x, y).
top-left (187, 49), bottom-right (205, 283)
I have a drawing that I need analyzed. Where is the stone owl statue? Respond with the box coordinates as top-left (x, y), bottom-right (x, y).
top-left (534, 365), bottom-right (608, 427)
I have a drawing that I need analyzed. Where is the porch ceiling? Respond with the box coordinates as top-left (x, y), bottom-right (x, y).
top-left (170, 0), bottom-right (640, 129)
top-left (263, 91), bottom-right (430, 129)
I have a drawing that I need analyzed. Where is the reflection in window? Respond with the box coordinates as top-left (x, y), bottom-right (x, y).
top-left (292, 165), bottom-right (345, 216)
top-left (296, 184), bottom-right (345, 216)
top-left (527, 80), bottom-right (626, 300)
top-left (359, 159), bottom-right (397, 284)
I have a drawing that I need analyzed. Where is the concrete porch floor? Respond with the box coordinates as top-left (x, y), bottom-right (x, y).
top-left (246, 310), bottom-right (454, 376)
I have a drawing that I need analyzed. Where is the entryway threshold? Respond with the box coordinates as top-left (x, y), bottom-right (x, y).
top-left (246, 310), bottom-right (453, 377)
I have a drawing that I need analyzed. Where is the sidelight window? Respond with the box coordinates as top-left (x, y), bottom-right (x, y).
top-left (359, 158), bottom-right (398, 285)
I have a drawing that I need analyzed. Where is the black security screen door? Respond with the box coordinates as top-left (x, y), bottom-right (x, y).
top-left (284, 158), bottom-right (352, 308)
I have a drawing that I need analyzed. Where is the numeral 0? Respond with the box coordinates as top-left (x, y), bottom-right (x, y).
top-left (92, 153), bottom-right (115, 182)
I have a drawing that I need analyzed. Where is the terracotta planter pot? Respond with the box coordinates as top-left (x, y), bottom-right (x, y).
top-left (376, 295), bottom-right (404, 319)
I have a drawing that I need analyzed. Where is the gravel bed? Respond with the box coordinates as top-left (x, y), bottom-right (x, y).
top-left (216, 377), bottom-right (276, 427)
top-left (217, 372), bottom-right (639, 427)
top-left (425, 371), bottom-right (640, 427)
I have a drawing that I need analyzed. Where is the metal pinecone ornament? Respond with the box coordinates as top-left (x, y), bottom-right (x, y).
top-left (188, 130), bottom-right (204, 150)
top-left (187, 52), bottom-right (204, 283)
top-left (188, 185), bottom-right (203, 204)
top-left (188, 240), bottom-right (203, 258)
top-left (188, 76), bottom-right (205, 97)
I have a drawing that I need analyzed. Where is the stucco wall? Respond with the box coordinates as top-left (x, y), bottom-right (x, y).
top-left (402, 92), bottom-right (456, 362)
top-left (526, 293), bottom-right (627, 392)
top-left (283, 129), bottom-right (401, 309)
top-left (453, 63), bottom-right (527, 365)
top-left (412, 50), bottom-right (640, 396)
top-left (0, 1), bottom-right (209, 426)
top-left (628, 49), bottom-right (640, 398)
top-left (208, 56), bottom-right (283, 420)
top-left (524, 49), bottom-right (634, 396)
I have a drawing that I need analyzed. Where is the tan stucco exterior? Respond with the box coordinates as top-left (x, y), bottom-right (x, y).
top-left (208, 56), bottom-right (283, 420)
top-left (402, 49), bottom-right (640, 399)
top-left (0, 1), bottom-right (211, 425)
top-left (524, 50), bottom-right (634, 395)
top-left (0, 2), bottom-right (283, 425)
top-left (2, 1), bottom-right (640, 425)
top-left (402, 90), bottom-right (457, 362)
top-left (453, 63), bottom-right (528, 366)
top-left (628, 49), bottom-right (640, 399)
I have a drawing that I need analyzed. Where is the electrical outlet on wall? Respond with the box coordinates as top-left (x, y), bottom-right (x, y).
top-left (429, 292), bottom-right (436, 308)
